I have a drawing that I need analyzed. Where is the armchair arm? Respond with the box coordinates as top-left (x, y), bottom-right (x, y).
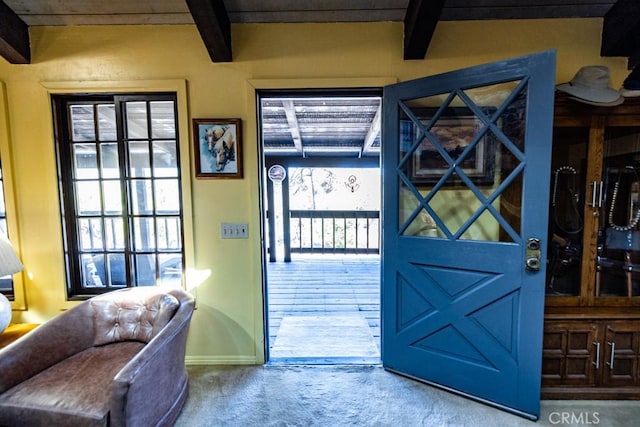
top-left (109, 295), bottom-right (194, 427)
top-left (0, 304), bottom-right (94, 393)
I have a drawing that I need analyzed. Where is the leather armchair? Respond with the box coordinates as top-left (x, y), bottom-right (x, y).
top-left (0, 287), bottom-right (195, 426)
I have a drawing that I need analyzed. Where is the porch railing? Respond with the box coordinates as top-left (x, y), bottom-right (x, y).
top-left (289, 209), bottom-right (380, 255)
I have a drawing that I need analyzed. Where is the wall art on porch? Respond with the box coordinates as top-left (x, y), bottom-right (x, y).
top-left (193, 118), bottom-right (243, 179)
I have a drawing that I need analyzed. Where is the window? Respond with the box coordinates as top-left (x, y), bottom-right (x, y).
top-left (52, 93), bottom-right (184, 298)
top-left (0, 159), bottom-right (15, 298)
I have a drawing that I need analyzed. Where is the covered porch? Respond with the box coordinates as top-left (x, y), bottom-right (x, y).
top-left (266, 255), bottom-right (381, 363)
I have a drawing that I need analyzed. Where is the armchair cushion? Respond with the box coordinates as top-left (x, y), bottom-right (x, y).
top-left (90, 287), bottom-right (179, 346)
top-left (0, 342), bottom-right (143, 426)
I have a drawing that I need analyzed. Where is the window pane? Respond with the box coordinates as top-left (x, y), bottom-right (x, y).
top-left (0, 185), bottom-right (5, 215)
top-left (397, 88), bottom-right (523, 242)
top-left (0, 158), bottom-right (11, 294)
top-left (76, 181), bottom-right (102, 214)
top-left (135, 254), bottom-right (156, 286)
top-left (133, 217), bottom-right (155, 251)
top-left (126, 102), bottom-right (148, 139)
top-left (100, 143), bottom-right (120, 178)
top-left (107, 253), bottom-right (127, 287)
top-left (87, 253), bottom-right (127, 288)
top-left (102, 181), bottom-right (123, 214)
top-left (157, 217), bottom-right (182, 250)
top-left (150, 101), bottom-right (176, 139)
top-left (105, 217), bottom-right (125, 250)
top-left (153, 141), bottom-right (178, 177)
top-left (130, 180), bottom-right (154, 215)
top-left (97, 104), bottom-right (116, 141)
top-left (70, 105), bottom-right (95, 141)
top-left (79, 218), bottom-right (103, 250)
top-left (155, 179), bottom-right (180, 213)
top-left (159, 253), bottom-right (182, 287)
top-left (82, 254), bottom-right (104, 287)
top-left (73, 144), bottom-right (99, 179)
top-left (129, 141), bottom-right (151, 177)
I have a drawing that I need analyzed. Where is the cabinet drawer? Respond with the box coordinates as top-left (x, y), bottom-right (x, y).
top-left (542, 321), bottom-right (598, 387)
top-left (601, 322), bottom-right (640, 387)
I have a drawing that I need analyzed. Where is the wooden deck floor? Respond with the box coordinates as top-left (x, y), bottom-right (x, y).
top-left (266, 255), bottom-right (381, 361)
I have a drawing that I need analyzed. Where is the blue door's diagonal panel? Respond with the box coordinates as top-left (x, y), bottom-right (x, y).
top-left (412, 324), bottom-right (496, 369)
top-left (397, 272), bottom-right (435, 330)
top-left (396, 261), bottom-right (510, 340)
top-left (416, 264), bottom-right (498, 298)
top-left (470, 289), bottom-right (520, 356)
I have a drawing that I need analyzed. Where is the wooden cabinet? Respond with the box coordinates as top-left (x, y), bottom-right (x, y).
top-left (542, 319), bottom-right (640, 398)
top-left (542, 94), bottom-right (640, 399)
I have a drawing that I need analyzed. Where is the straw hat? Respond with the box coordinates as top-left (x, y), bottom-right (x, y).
top-left (556, 65), bottom-right (623, 106)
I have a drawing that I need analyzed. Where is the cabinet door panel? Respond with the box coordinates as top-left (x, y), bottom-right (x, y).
top-left (542, 321), bottom-right (599, 386)
top-left (597, 125), bottom-right (640, 300)
top-left (546, 126), bottom-right (589, 300)
top-left (602, 322), bottom-right (640, 387)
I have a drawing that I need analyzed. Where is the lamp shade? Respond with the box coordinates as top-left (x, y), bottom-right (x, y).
top-left (0, 236), bottom-right (22, 277)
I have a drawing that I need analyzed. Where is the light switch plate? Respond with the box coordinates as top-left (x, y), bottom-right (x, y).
top-left (220, 223), bottom-right (249, 239)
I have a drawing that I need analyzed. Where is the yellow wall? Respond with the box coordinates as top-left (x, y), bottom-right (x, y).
top-left (0, 19), bottom-right (629, 364)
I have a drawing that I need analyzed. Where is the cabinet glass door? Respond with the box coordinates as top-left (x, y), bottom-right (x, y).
top-left (598, 125), bottom-right (640, 298)
top-left (546, 126), bottom-right (589, 297)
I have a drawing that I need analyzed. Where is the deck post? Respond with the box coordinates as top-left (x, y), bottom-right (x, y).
top-left (266, 172), bottom-right (277, 262)
top-left (282, 166), bottom-right (292, 262)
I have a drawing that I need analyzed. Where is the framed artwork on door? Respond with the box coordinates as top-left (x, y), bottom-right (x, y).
top-left (407, 107), bottom-right (496, 186)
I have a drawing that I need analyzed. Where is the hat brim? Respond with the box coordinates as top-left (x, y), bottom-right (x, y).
top-left (568, 96), bottom-right (624, 107)
top-left (621, 88), bottom-right (640, 98)
top-left (556, 82), bottom-right (622, 104)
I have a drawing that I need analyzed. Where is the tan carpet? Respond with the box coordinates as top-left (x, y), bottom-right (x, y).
top-left (270, 315), bottom-right (379, 358)
top-left (175, 365), bottom-right (640, 426)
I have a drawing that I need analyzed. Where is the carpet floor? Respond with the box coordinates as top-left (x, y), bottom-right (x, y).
top-left (174, 365), bottom-right (639, 426)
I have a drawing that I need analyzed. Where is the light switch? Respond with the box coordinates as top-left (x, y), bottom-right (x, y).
top-left (220, 223), bottom-right (249, 239)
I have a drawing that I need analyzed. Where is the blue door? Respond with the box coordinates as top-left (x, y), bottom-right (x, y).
top-left (382, 51), bottom-right (556, 419)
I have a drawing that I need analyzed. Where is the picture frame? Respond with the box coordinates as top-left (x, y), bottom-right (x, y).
top-left (408, 108), bottom-right (496, 186)
top-left (193, 118), bottom-right (243, 179)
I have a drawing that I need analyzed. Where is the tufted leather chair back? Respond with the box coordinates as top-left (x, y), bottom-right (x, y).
top-left (90, 287), bottom-right (180, 346)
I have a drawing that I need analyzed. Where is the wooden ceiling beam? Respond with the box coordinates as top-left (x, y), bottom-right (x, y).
top-left (361, 104), bottom-right (381, 157)
top-left (282, 100), bottom-right (304, 155)
top-left (403, 0), bottom-right (446, 60)
top-left (0, 0), bottom-right (30, 64)
top-left (185, 0), bottom-right (232, 62)
top-left (601, 0), bottom-right (640, 65)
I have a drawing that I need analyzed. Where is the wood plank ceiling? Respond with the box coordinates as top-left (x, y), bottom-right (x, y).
top-left (260, 96), bottom-right (383, 157)
top-left (1, 0), bottom-right (634, 65)
top-left (2, 1), bottom-right (636, 159)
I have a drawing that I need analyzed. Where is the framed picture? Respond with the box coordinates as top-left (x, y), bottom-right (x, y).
top-left (409, 109), bottom-right (495, 186)
top-left (193, 118), bottom-right (242, 179)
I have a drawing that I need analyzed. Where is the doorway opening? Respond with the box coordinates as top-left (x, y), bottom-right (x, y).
top-left (258, 89), bottom-right (382, 364)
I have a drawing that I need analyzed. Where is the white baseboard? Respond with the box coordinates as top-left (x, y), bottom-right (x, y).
top-left (185, 355), bottom-right (260, 365)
